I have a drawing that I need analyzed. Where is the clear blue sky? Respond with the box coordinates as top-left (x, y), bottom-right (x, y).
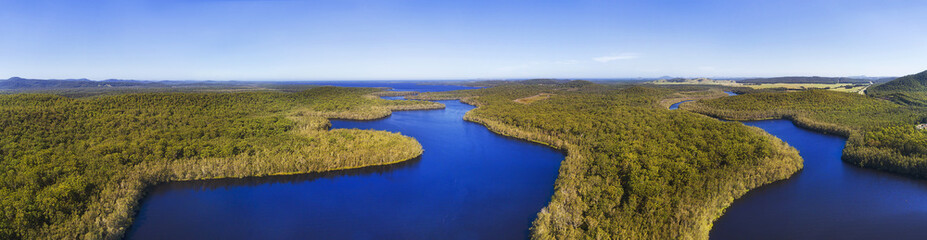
top-left (1, 0), bottom-right (925, 80)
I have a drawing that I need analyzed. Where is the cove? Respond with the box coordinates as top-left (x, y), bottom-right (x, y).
top-left (126, 98), bottom-right (564, 239)
top-left (710, 120), bottom-right (927, 239)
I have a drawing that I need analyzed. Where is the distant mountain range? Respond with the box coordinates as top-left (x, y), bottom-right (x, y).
top-left (0, 77), bottom-right (166, 89)
top-left (0, 77), bottom-right (263, 90)
top-left (0, 75), bottom-right (904, 90)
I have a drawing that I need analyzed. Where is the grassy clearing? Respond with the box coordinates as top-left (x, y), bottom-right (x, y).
top-left (514, 93), bottom-right (554, 104)
top-left (651, 80), bottom-right (868, 93)
top-left (657, 88), bottom-right (731, 109)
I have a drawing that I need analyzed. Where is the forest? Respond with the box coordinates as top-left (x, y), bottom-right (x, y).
top-left (0, 87), bottom-right (442, 239)
top-left (413, 82), bottom-right (802, 239)
top-left (867, 70), bottom-right (927, 107)
top-left (682, 87), bottom-right (927, 178)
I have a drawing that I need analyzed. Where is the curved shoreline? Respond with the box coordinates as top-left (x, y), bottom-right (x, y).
top-left (47, 98), bottom-right (444, 240)
top-left (447, 96), bottom-right (800, 239)
top-left (125, 96), bottom-right (565, 239)
top-left (670, 100), bottom-right (806, 239)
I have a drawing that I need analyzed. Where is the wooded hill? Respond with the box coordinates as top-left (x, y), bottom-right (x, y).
top-left (868, 70), bottom-right (927, 106)
top-left (869, 70), bottom-right (927, 93)
top-left (413, 83), bottom-right (801, 239)
top-left (0, 87), bottom-right (442, 239)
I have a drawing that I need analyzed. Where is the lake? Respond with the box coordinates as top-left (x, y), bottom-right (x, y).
top-left (710, 120), bottom-right (927, 239)
top-left (126, 84), bottom-right (564, 239)
top-left (669, 93), bottom-right (927, 239)
top-left (129, 86), bottom-right (927, 239)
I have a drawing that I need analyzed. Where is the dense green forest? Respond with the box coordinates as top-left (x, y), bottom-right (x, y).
top-left (412, 83), bottom-right (802, 239)
top-left (0, 87), bottom-right (442, 239)
top-left (682, 89), bottom-right (927, 178)
top-left (868, 70), bottom-right (927, 106)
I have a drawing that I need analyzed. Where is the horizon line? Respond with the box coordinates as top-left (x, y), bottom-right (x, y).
top-left (2, 75), bottom-right (900, 82)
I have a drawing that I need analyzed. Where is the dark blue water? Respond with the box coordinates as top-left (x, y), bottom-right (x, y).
top-left (668, 100), bottom-right (693, 110)
top-left (127, 98), bottom-right (563, 239)
top-left (381, 96), bottom-right (406, 100)
top-left (283, 81), bottom-right (481, 92)
top-left (710, 120), bottom-right (927, 240)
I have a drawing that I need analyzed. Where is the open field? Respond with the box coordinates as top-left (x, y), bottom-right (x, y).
top-left (744, 83), bottom-right (865, 92)
top-left (513, 93), bottom-right (554, 104)
top-left (652, 80), bottom-right (868, 93)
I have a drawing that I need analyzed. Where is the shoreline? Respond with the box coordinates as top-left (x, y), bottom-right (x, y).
top-left (44, 93), bottom-right (444, 240)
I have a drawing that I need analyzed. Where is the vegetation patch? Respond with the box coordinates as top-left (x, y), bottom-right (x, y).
top-left (649, 78), bottom-right (870, 94)
top-left (0, 87), bottom-right (442, 239)
top-left (683, 88), bottom-right (927, 178)
top-left (514, 93), bottom-right (555, 104)
top-left (868, 70), bottom-right (927, 106)
top-left (369, 90), bottom-right (419, 97)
top-left (417, 82), bottom-right (802, 239)
top-left (657, 89), bottom-right (731, 109)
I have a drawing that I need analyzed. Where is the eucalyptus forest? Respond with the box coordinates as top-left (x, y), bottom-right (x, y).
top-left (4, 70), bottom-right (927, 240)
top-left (684, 71), bottom-right (927, 178)
top-left (0, 87), bottom-right (441, 239)
top-left (414, 82), bottom-right (802, 239)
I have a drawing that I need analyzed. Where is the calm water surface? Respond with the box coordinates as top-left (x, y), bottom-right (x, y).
top-left (711, 120), bottom-right (927, 239)
top-left (668, 100), bottom-right (692, 110)
top-left (670, 93), bottom-right (927, 239)
top-left (127, 85), bottom-right (562, 239)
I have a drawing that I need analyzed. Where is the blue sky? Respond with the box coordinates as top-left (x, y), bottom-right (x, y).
top-left (1, 0), bottom-right (925, 80)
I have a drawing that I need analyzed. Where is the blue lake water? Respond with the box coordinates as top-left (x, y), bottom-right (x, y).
top-left (127, 89), bottom-right (563, 239)
top-left (127, 86), bottom-right (927, 239)
top-left (668, 100), bottom-right (692, 110)
top-left (710, 120), bottom-right (927, 240)
top-left (670, 92), bottom-right (927, 239)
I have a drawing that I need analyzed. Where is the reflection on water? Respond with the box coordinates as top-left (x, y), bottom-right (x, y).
top-left (668, 100), bottom-right (693, 110)
top-left (147, 157), bottom-right (423, 193)
top-left (127, 90), bottom-right (564, 239)
top-left (711, 120), bottom-right (927, 240)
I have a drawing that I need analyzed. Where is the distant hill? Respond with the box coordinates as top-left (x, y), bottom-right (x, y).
top-left (739, 76), bottom-right (874, 84)
top-left (0, 77), bottom-right (270, 91)
top-left (866, 70), bottom-right (927, 106)
top-left (519, 79), bottom-right (569, 85)
top-left (451, 79), bottom-right (573, 87)
top-left (869, 70), bottom-right (927, 93)
top-left (651, 78), bottom-right (740, 86)
top-left (0, 77), bottom-right (165, 89)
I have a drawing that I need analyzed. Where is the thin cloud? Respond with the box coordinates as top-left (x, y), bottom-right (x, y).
top-left (594, 53), bottom-right (639, 63)
top-left (554, 59), bottom-right (580, 65)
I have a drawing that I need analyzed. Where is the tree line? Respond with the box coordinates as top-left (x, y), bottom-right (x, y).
top-left (415, 82), bottom-right (802, 239)
top-left (0, 86), bottom-right (442, 239)
top-left (682, 89), bottom-right (927, 178)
